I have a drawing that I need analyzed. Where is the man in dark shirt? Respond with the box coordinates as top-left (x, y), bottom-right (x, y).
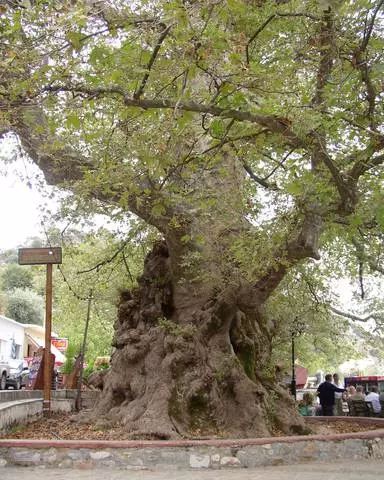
top-left (317, 373), bottom-right (346, 416)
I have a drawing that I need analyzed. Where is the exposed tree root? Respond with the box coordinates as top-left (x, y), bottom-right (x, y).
top-left (84, 241), bottom-right (304, 439)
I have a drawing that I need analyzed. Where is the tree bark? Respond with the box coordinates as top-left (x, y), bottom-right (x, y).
top-left (89, 240), bottom-right (304, 439)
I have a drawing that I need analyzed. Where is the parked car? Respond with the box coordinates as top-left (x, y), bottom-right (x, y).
top-left (5, 359), bottom-right (28, 390)
top-left (0, 360), bottom-right (10, 390)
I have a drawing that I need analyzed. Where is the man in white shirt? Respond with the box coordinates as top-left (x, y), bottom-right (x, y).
top-left (365, 386), bottom-right (381, 415)
top-left (333, 373), bottom-right (344, 415)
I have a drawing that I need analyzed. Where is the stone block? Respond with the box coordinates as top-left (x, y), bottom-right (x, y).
top-left (220, 456), bottom-right (241, 467)
top-left (189, 454), bottom-right (210, 468)
top-left (41, 448), bottom-right (58, 464)
top-left (89, 450), bottom-right (112, 460)
top-left (67, 449), bottom-right (89, 460)
top-left (11, 448), bottom-right (41, 465)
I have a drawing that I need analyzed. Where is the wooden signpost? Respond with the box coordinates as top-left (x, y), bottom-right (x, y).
top-left (18, 247), bottom-right (62, 416)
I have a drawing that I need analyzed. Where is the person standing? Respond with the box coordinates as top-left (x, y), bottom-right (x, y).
top-left (317, 374), bottom-right (346, 416)
top-left (350, 385), bottom-right (365, 401)
top-left (365, 386), bottom-right (381, 415)
top-left (333, 373), bottom-right (344, 416)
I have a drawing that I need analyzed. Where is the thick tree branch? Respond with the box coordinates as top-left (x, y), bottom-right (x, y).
top-left (14, 108), bottom-right (88, 184)
top-left (330, 306), bottom-right (379, 323)
top-left (309, 9), bottom-right (363, 216)
top-left (353, 51), bottom-right (377, 128)
top-left (311, 8), bottom-right (334, 107)
top-left (246, 12), bottom-right (318, 64)
top-left (358, 260), bottom-right (365, 300)
top-left (77, 239), bottom-right (130, 274)
top-left (352, 237), bottom-right (384, 277)
top-left (85, 1), bottom-right (167, 32)
top-left (122, 251), bottom-right (135, 283)
top-left (133, 24), bottom-right (173, 100)
top-left (350, 1), bottom-right (384, 129)
top-left (45, 84), bottom-right (304, 147)
top-left (249, 8), bottom-right (340, 301)
top-left (348, 149), bottom-right (384, 183)
top-left (262, 149), bottom-right (293, 180)
top-left (11, 107), bottom-right (179, 233)
top-left (308, 9), bottom-right (346, 205)
top-left (254, 207), bottom-right (323, 301)
top-left (240, 157), bottom-right (278, 190)
top-left (361, 0), bottom-right (384, 52)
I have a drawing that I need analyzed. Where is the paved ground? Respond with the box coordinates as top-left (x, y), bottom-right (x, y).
top-left (1, 460), bottom-right (383, 480)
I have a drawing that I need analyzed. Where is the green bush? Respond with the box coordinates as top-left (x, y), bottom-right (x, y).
top-left (5, 288), bottom-right (44, 325)
top-left (60, 341), bottom-right (80, 374)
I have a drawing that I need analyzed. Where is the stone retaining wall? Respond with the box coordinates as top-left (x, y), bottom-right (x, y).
top-left (1, 417), bottom-right (384, 470)
top-left (0, 390), bottom-right (75, 404)
top-left (0, 389), bottom-right (99, 408)
top-left (0, 390), bottom-right (44, 403)
top-left (0, 389), bottom-right (86, 403)
top-left (0, 390), bottom-right (99, 433)
top-left (0, 397), bottom-right (75, 431)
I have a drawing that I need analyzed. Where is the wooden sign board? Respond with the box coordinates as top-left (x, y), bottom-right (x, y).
top-left (26, 347), bottom-right (55, 390)
top-left (18, 247), bottom-right (62, 265)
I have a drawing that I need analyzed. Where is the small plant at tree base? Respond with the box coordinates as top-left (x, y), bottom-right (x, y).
top-left (59, 341), bottom-right (80, 375)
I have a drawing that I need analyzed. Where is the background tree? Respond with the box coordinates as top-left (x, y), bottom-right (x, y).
top-left (4, 287), bottom-right (44, 325)
top-left (0, 261), bottom-right (43, 325)
top-left (0, 248), bottom-right (18, 265)
top-left (0, 226), bottom-right (144, 365)
top-left (50, 227), bottom-right (145, 365)
top-left (0, 0), bottom-right (383, 438)
top-left (1, 264), bottom-right (33, 291)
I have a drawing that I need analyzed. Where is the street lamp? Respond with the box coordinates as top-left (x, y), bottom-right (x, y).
top-left (290, 317), bottom-right (305, 400)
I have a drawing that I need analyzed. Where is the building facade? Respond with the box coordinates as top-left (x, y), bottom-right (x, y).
top-left (0, 315), bottom-right (24, 361)
top-left (0, 317), bottom-right (65, 365)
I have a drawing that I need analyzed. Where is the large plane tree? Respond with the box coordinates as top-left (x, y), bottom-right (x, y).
top-left (1, 0), bottom-right (383, 438)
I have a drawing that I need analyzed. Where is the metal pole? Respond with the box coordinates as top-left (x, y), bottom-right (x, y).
top-left (75, 289), bottom-right (93, 411)
top-left (43, 263), bottom-right (53, 416)
top-left (291, 332), bottom-right (297, 400)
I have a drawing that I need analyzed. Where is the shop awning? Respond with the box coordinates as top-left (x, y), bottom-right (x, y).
top-left (25, 333), bottom-right (66, 366)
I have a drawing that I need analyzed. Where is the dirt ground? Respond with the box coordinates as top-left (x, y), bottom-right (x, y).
top-left (0, 412), bottom-right (382, 440)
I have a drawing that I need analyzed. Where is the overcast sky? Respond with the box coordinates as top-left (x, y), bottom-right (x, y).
top-left (0, 139), bottom-right (52, 250)
top-left (0, 171), bottom-right (46, 249)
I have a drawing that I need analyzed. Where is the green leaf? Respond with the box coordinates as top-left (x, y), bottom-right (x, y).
top-left (89, 46), bottom-right (109, 66)
top-left (375, 205), bottom-right (384, 229)
top-left (180, 234), bottom-right (191, 244)
top-left (66, 114), bottom-right (81, 129)
top-left (151, 202), bottom-right (166, 217)
top-left (210, 119), bottom-right (225, 137)
top-left (66, 31), bottom-right (84, 51)
top-left (286, 181), bottom-right (302, 196)
top-left (109, 70), bottom-right (123, 82)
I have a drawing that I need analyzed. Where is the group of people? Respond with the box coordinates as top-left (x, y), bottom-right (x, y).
top-left (316, 373), bottom-right (382, 416)
top-left (347, 385), bottom-right (382, 415)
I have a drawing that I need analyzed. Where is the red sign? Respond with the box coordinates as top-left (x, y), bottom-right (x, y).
top-left (51, 338), bottom-right (68, 352)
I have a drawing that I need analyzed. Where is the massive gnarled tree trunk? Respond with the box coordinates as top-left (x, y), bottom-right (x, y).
top-left (1, 0), bottom-right (384, 438)
top-left (96, 240), bottom-right (301, 439)
top-left (90, 157), bottom-right (309, 438)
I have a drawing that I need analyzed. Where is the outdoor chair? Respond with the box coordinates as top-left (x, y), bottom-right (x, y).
top-left (349, 400), bottom-right (374, 417)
